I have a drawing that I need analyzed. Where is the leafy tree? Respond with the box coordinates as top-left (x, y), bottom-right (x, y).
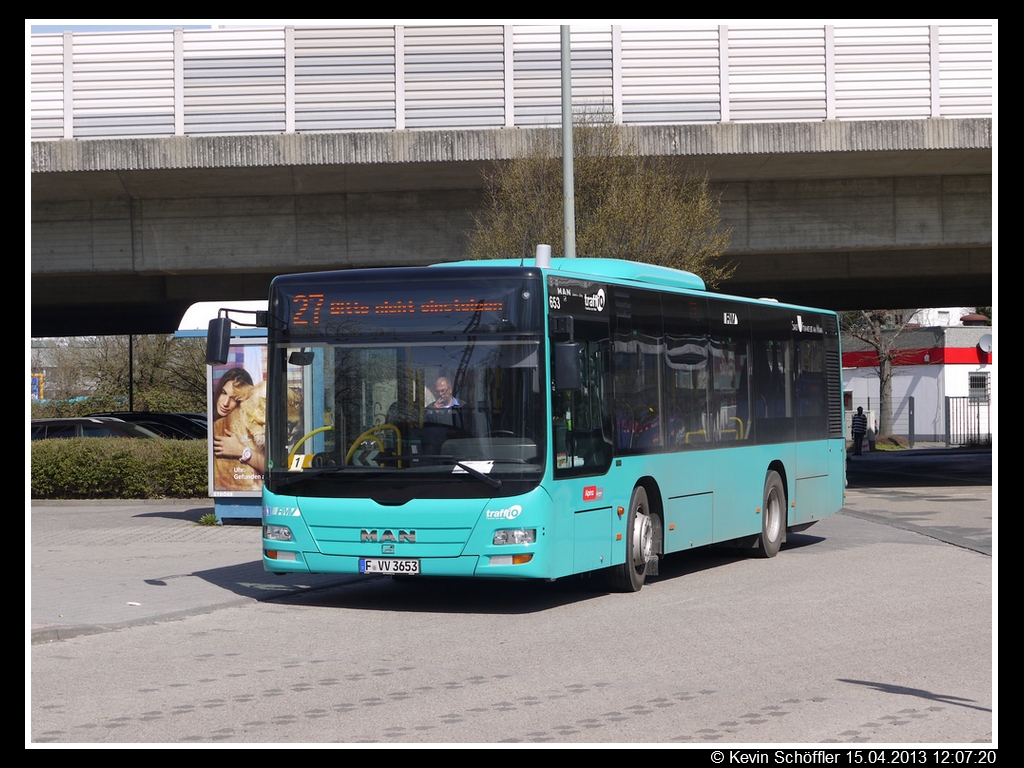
top-left (466, 113), bottom-right (734, 287)
top-left (840, 310), bottom-right (919, 436)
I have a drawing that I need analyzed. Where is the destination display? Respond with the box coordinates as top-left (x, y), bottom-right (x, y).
top-left (270, 269), bottom-right (544, 339)
top-left (291, 293), bottom-right (505, 326)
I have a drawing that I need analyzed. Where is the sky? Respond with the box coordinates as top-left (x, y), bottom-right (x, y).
top-left (29, 21), bottom-right (217, 34)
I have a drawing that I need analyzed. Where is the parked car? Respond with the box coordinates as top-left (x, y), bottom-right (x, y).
top-left (31, 417), bottom-right (163, 440)
top-left (87, 412), bottom-right (207, 439)
top-left (178, 413), bottom-right (208, 433)
top-left (118, 420), bottom-right (197, 439)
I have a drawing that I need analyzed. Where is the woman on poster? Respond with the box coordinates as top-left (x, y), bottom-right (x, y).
top-left (212, 367), bottom-right (266, 492)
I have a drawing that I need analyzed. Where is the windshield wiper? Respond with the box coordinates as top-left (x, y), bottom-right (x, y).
top-left (455, 461), bottom-right (502, 489)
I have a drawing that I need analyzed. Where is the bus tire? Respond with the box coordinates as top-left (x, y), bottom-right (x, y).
top-left (755, 470), bottom-right (785, 558)
top-left (607, 486), bottom-right (654, 592)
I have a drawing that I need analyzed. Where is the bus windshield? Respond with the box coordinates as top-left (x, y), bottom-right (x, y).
top-left (265, 269), bottom-right (546, 501)
top-left (270, 339), bottom-right (545, 500)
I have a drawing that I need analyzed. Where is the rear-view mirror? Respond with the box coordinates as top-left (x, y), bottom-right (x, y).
top-left (206, 317), bottom-right (232, 365)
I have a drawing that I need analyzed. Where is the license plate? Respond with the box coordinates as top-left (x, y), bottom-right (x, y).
top-left (359, 558), bottom-right (420, 575)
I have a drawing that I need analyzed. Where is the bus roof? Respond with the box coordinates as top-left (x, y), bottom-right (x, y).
top-left (265, 259), bottom-right (835, 317)
top-left (441, 258), bottom-right (838, 314)
top-left (439, 258), bottom-right (707, 293)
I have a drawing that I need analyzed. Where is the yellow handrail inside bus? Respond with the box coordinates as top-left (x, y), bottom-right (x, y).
top-left (729, 416), bottom-right (745, 440)
top-left (345, 424), bottom-right (402, 466)
top-left (684, 429), bottom-right (706, 444)
top-left (287, 426), bottom-right (334, 466)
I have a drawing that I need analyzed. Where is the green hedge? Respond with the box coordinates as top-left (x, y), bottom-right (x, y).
top-left (31, 438), bottom-right (208, 499)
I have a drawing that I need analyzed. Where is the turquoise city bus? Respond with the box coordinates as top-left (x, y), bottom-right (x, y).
top-left (233, 258), bottom-right (845, 592)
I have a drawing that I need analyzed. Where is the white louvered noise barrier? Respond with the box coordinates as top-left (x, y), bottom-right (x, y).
top-left (30, 23), bottom-right (993, 141)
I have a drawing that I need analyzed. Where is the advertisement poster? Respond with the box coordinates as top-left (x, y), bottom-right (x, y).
top-left (208, 342), bottom-right (267, 498)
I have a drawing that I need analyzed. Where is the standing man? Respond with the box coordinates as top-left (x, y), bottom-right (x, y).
top-left (851, 406), bottom-right (868, 456)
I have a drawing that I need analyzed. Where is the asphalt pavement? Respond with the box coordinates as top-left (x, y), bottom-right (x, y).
top-left (29, 500), bottom-right (360, 644)
top-left (30, 444), bottom-right (992, 645)
top-left (843, 444), bottom-right (992, 555)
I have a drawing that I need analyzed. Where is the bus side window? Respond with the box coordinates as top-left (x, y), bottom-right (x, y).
top-left (794, 333), bottom-right (827, 440)
top-left (662, 295), bottom-right (711, 451)
top-left (751, 304), bottom-right (796, 444)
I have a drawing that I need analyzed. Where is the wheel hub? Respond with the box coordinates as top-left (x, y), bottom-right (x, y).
top-left (632, 512), bottom-right (653, 567)
top-left (765, 490), bottom-right (781, 539)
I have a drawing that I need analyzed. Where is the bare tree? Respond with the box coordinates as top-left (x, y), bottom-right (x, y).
top-left (31, 334), bottom-right (207, 415)
top-left (466, 112), bottom-right (734, 287)
top-left (34, 337), bottom-right (97, 402)
top-left (841, 310), bottom-right (919, 436)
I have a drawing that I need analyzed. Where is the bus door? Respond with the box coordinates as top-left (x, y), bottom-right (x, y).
top-left (547, 276), bottom-right (613, 478)
top-left (552, 320), bottom-right (613, 476)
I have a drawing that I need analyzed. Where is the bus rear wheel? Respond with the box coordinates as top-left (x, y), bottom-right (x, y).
top-left (607, 486), bottom-right (653, 592)
top-left (755, 470), bottom-right (785, 558)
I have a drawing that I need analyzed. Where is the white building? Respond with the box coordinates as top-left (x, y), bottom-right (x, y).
top-left (907, 307), bottom-right (978, 327)
top-left (842, 325), bottom-right (993, 444)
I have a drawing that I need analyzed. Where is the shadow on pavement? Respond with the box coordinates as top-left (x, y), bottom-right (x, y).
top-left (134, 506), bottom-right (217, 523)
top-left (845, 448), bottom-right (991, 488)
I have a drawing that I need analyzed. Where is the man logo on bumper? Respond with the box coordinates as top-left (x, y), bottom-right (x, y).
top-left (361, 530), bottom-right (416, 544)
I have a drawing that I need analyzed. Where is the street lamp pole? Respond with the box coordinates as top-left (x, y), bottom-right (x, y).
top-left (561, 25), bottom-right (576, 259)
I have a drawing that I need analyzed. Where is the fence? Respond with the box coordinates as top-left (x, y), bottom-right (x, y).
top-left (851, 397), bottom-right (917, 444)
top-left (946, 396), bottom-right (992, 447)
top-left (849, 397), bottom-right (919, 447)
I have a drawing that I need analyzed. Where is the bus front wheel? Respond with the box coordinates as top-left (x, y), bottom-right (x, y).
top-left (607, 486), bottom-right (654, 592)
top-left (755, 470), bottom-right (785, 558)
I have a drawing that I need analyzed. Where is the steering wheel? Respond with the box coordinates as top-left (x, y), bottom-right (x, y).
top-left (345, 424), bottom-right (403, 465)
top-left (489, 428), bottom-right (539, 443)
top-left (288, 426), bottom-right (334, 467)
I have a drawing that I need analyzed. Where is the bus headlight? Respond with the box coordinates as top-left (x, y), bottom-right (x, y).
top-left (264, 524), bottom-right (293, 542)
top-left (493, 528), bottom-right (536, 545)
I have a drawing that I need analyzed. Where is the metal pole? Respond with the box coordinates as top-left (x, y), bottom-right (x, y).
top-left (908, 396), bottom-right (914, 448)
top-left (561, 25), bottom-right (576, 259)
top-left (128, 334), bottom-right (134, 412)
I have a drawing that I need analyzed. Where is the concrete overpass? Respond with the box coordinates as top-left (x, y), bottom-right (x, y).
top-left (30, 24), bottom-right (992, 336)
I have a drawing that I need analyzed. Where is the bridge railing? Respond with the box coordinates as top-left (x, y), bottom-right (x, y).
top-left (30, 23), bottom-right (993, 141)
